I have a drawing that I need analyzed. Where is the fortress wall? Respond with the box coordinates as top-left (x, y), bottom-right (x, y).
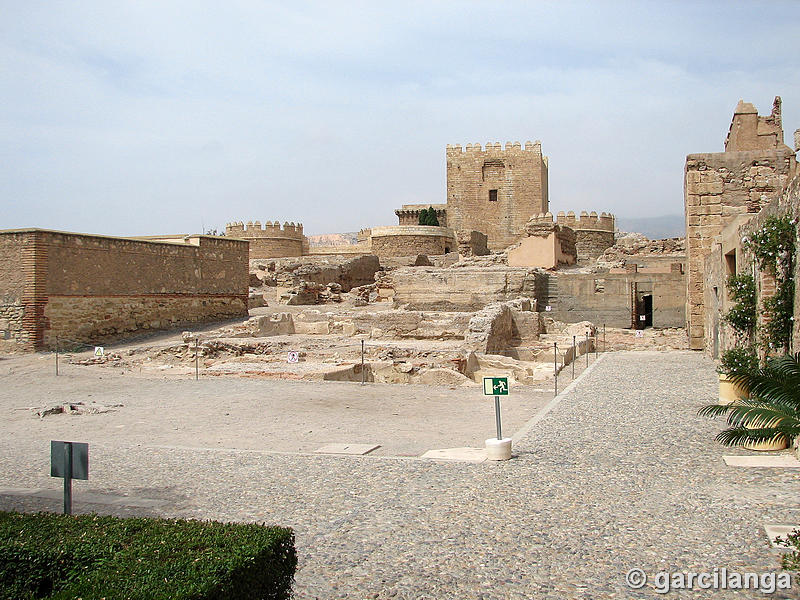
top-left (0, 229), bottom-right (249, 350)
top-left (369, 226), bottom-right (456, 259)
top-left (226, 221), bottom-right (306, 258)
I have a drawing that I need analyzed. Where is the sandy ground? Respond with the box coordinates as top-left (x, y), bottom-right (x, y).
top-left (0, 350), bottom-right (587, 458)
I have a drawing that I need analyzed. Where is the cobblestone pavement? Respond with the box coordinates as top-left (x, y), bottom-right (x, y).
top-left (2, 351), bottom-right (799, 598)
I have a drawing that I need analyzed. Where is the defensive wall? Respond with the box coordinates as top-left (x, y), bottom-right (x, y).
top-left (446, 141), bottom-right (549, 251)
top-left (368, 226), bottom-right (456, 259)
top-left (0, 229), bottom-right (249, 351)
top-left (226, 221), bottom-right (307, 259)
top-left (685, 97), bottom-right (797, 349)
top-left (527, 211), bottom-right (616, 261)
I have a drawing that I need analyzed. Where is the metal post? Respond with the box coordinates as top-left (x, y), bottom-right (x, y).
top-left (586, 332), bottom-right (589, 367)
top-left (55, 336), bottom-right (59, 376)
top-left (595, 330), bottom-right (598, 359)
top-left (572, 335), bottom-right (576, 378)
top-left (603, 324), bottom-right (606, 353)
top-left (494, 396), bottom-right (502, 440)
top-left (553, 342), bottom-right (558, 396)
top-left (361, 339), bottom-right (365, 385)
top-left (63, 442), bottom-right (72, 515)
top-left (195, 338), bottom-right (199, 381)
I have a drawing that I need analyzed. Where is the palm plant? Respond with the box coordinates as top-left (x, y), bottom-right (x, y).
top-left (699, 352), bottom-right (800, 447)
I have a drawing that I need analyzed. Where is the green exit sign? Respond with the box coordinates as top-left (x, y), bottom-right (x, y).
top-left (483, 377), bottom-right (509, 396)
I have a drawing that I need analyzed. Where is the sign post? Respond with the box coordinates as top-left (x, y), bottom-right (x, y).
top-left (50, 441), bottom-right (88, 515)
top-left (483, 377), bottom-right (511, 461)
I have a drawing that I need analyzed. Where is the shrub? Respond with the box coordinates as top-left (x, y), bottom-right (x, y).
top-left (418, 207), bottom-right (439, 226)
top-left (717, 346), bottom-right (759, 377)
top-left (723, 273), bottom-right (756, 338)
top-left (0, 512), bottom-right (296, 600)
top-left (700, 351), bottom-right (800, 448)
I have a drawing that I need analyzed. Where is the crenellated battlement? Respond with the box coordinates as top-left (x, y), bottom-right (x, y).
top-left (446, 140), bottom-right (542, 155)
top-left (530, 211), bottom-right (615, 232)
top-left (225, 220), bottom-right (305, 238)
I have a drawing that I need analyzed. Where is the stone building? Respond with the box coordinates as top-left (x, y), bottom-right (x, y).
top-left (0, 229), bottom-right (249, 351)
top-left (445, 141), bottom-right (549, 251)
top-left (684, 97), bottom-right (797, 349)
top-left (702, 140), bottom-right (800, 357)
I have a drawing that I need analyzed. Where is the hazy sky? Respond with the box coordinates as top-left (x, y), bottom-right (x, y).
top-left (2, 1), bottom-right (799, 236)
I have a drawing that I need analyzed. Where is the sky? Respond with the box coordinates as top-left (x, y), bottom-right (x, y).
top-left (2, 1), bottom-right (799, 237)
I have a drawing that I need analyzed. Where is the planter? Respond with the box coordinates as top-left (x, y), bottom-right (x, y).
top-left (718, 373), bottom-right (748, 405)
top-left (741, 416), bottom-right (790, 451)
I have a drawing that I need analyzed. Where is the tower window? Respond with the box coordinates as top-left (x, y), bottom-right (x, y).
top-left (489, 189), bottom-right (498, 202)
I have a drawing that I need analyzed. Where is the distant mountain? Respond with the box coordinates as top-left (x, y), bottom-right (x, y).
top-left (615, 214), bottom-right (685, 240)
top-left (307, 232), bottom-right (359, 246)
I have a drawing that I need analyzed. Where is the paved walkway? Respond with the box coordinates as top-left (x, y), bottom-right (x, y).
top-left (2, 351), bottom-right (799, 598)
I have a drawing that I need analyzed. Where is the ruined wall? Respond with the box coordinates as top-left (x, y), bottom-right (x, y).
top-left (725, 98), bottom-right (785, 152)
top-left (446, 141), bottom-right (549, 251)
top-left (226, 221), bottom-right (306, 258)
top-left (528, 211), bottom-right (615, 261)
top-left (388, 267), bottom-right (546, 311)
top-left (685, 101), bottom-right (796, 350)
top-left (368, 226), bottom-right (456, 259)
top-left (549, 270), bottom-right (686, 328)
top-left (456, 230), bottom-right (489, 257)
top-left (507, 223), bottom-right (576, 269)
top-left (395, 204), bottom-right (448, 227)
top-left (0, 229), bottom-right (249, 350)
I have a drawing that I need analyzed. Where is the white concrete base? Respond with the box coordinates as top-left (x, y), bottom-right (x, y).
top-left (314, 443), bottom-right (380, 455)
top-left (420, 447), bottom-right (487, 463)
top-left (764, 524), bottom-right (800, 549)
top-left (485, 437), bottom-right (512, 461)
top-left (724, 455), bottom-right (800, 468)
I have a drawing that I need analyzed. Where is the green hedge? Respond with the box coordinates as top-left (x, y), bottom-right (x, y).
top-left (0, 511), bottom-right (296, 600)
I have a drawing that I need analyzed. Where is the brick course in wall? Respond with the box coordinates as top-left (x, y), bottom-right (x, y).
top-left (0, 229), bottom-right (249, 351)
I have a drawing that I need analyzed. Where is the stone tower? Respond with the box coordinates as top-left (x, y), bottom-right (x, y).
top-left (446, 141), bottom-right (549, 251)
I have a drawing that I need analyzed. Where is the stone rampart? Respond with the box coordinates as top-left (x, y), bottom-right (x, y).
top-left (528, 211), bottom-right (615, 260)
top-left (0, 229), bottom-right (249, 350)
top-left (368, 226), bottom-right (456, 259)
top-left (226, 220), bottom-right (306, 258)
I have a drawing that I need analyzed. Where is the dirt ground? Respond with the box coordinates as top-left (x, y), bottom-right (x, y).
top-left (0, 350), bottom-right (590, 458)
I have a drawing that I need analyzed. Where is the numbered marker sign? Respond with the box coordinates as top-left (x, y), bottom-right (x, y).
top-left (94, 347), bottom-right (104, 357)
top-left (545, 305), bottom-right (552, 312)
top-left (639, 315), bottom-right (646, 321)
top-left (483, 377), bottom-right (509, 396)
top-left (287, 351), bottom-right (299, 363)
top-left (635, 330), bottom-right (644, 338)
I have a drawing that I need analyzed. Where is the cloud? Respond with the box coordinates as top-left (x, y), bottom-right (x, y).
top-left (1, 1), bottom-right (798, 235)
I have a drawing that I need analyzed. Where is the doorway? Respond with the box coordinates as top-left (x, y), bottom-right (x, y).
top-left (634, 290), bottom-right (653, 329)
